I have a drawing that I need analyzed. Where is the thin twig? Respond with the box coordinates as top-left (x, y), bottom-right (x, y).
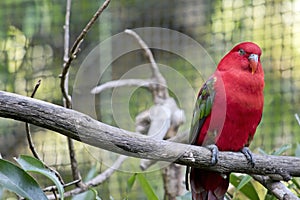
top-left (124, 29), bottom-right (184, 198)
top-left (47, 155), bottom-right (127, 199)
top-left (43, 179), bottom-right (81, 192)
top-left (62, 0), bottom-right (83, 188)
top-left (91, 78), bottom-right (152, 94)
top-left (25, 80), bottom-right (64, 185)
top-left (26, 80), bottom-right (42, 160)
top-left (124, 29), bottom-right (169, 101)
top-left (60, 0), bottom-right (111, 106)
top-left (61, 0), bottom-right (110, 185)
top-left (30, 79), bottom-right (41, 98)
top-left (51, 187), bottom-right (58, 200)
top-left (59, 0), bottom-right (111, 190)
top-left (25, 124), bottom-right (40, 159)
top-left (124, 29), bottom-right (162, 80)
top-left (62, 0), bottom-right (71, 107)
top-left (67, 137), bottom-right (83, 187)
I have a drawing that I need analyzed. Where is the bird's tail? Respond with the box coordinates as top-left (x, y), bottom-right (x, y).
top-left (189, 168), bottom-right (229, 200)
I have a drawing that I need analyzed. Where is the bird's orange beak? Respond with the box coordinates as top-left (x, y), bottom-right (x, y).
top-left (248, 54), bottom-right (259, 74)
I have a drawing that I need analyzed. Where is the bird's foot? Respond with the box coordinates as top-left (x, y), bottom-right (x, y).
top-left (206, 144), bottom-right (219, 166)
top-left (241, 147), bottom-right (255, 167)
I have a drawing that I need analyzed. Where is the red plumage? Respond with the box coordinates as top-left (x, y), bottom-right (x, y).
top-left (187, 42), bottom-right (264, 200)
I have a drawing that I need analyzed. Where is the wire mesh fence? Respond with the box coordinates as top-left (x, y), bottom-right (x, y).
top-left (0, 0), bottom-right (300, 198)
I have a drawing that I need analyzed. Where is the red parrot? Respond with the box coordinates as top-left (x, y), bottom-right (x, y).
top-left (186, 42), bottom-right (264, 200)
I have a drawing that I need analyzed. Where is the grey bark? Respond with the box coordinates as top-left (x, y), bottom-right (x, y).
top-left (0, 91), bottom-right (300, 178)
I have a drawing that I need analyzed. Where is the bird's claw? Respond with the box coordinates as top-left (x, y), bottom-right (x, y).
top-left (241, 147), bottom-right (255, 167)
top-left (206, 144), bottom-right (219, 166)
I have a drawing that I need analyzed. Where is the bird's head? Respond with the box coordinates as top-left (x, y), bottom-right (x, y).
top-left (217, 42), bottom-right (262, 75)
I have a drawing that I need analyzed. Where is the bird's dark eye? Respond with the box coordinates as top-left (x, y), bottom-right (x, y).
top-left (238, 49), bottom-right (246, 55)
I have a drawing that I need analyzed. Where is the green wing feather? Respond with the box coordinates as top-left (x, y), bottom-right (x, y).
top-left (189, 76), bottom-right (217, 145)
top-left (186, 76), bottom-right (217, 190)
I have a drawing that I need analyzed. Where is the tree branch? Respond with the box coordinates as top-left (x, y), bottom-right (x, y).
top-left (92, 29), bottom-right (186, 198)
top-left (25, 80), bottom-right (65, 185)
top-left (62, 0), bottom-right (83, 187)
top-left (60, 0), bottom-right (111, 107)
top-left (90, 29), bottom-right (185, 173)
top-left (125, 29), bottom-right (169, 102)
top-left (47, 155), bottom-right (127, 199)
top-left (26, 79), bottom-right (42, 160)
top-left (252, 175), bottom-right (299, 200)
top-left (91, 79), bottom-right (152, 94)
top-left (60, 0), bottom-right (111, 189)
top-left (1, 91), bottom-right (300, 179)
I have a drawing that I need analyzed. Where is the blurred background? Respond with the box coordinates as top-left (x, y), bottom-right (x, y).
top-left (0, 0), bottom-right (300, 199)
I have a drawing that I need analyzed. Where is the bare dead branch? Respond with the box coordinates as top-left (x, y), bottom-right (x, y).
top-left (91, 79), bottom-right (152, 94)
top-left (43, 179), bottom-right (81, 193)
top-left (1, 91), bottom-right (300, 198)
top-left (124, 29), bottom-right (165, 84)
top-left (25, 80), bottom-right (64, 185)
top-left (88, 155), bottom-right (127, 187)
top-left (124, 29), bottom-right (169, 101)
top-left (30, 79), bottom-right (41, 98)
top-left (121, 32), bottom-right (185, 188)
top-left (63, 0), bottom-right (71, 101)
top-left (91, 30), bottom-right (185, 181)
top-left (1, 91), bottom-right (300, 179)
top-left (47, 155), bottom-right (127, 199)
top-left (121, 32), bottom-right (185, 193)
top-left (62, 0), bottom-right (83, 187)
top-left (252, 175), bottom-right (299, 200)
top-left (26, 79), bottom-right (42, 160)
top-left (123, 29), bottom-right (185, 140)
top-left (67, 136), bottom-right (83, 187)
top-left (60, 0), bottom-right (111, 107)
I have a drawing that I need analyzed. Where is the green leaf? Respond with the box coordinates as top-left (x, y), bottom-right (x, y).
top-left (236, 174), bottom-right (252, 190)
top-left (291, 178), bottom-right (300, 190)
top-left (295, 113), bottom-right (300, 127)
top-left (136, 173), bottom-right (159, 200)
top-left (258, 148), bottom-right (268, 155)
top-left (126, 173), bottom-right (136, 193)
top-left (90, 188), bottom-right (102, 200)
top-left (72, 190), bottom-right (94, 200)
top-left (72, 165), bottom-right (100, 200)
top-left (264, 192), bottom-right (277, 200)
top-left (15, 155), bottom-right (64, 200)
top-left (0, 158), bottom-right (47, 200)
top-left (271, 144), bottom-right (291, 156)
top-left (84, 165), bottom-right (98, 182)
top-left (72, 188), bottom-right (102, 200)
top-left (230, 174), bottom-right (259, 200)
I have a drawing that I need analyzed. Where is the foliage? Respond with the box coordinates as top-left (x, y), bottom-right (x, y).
top-left (178, 144), bottom-right (300, 199)
top-left (0, 155), bottom-right (64, 199)
top-left (0, 157), bottom-right (46, 199)
top-left (0, 0), bottom-right (300, 199)
top-left (125, 173), bottom-right (159, 200)
top-left (72, 166), bottom-right (101, 200)
top-left (228, 145), bottom-right (300, 199)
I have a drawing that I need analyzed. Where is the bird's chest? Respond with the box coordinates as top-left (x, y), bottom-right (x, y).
top-left (208, 78), bottom-right (263, 151)
top-left (225, 78), bottom-right (264, 116)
